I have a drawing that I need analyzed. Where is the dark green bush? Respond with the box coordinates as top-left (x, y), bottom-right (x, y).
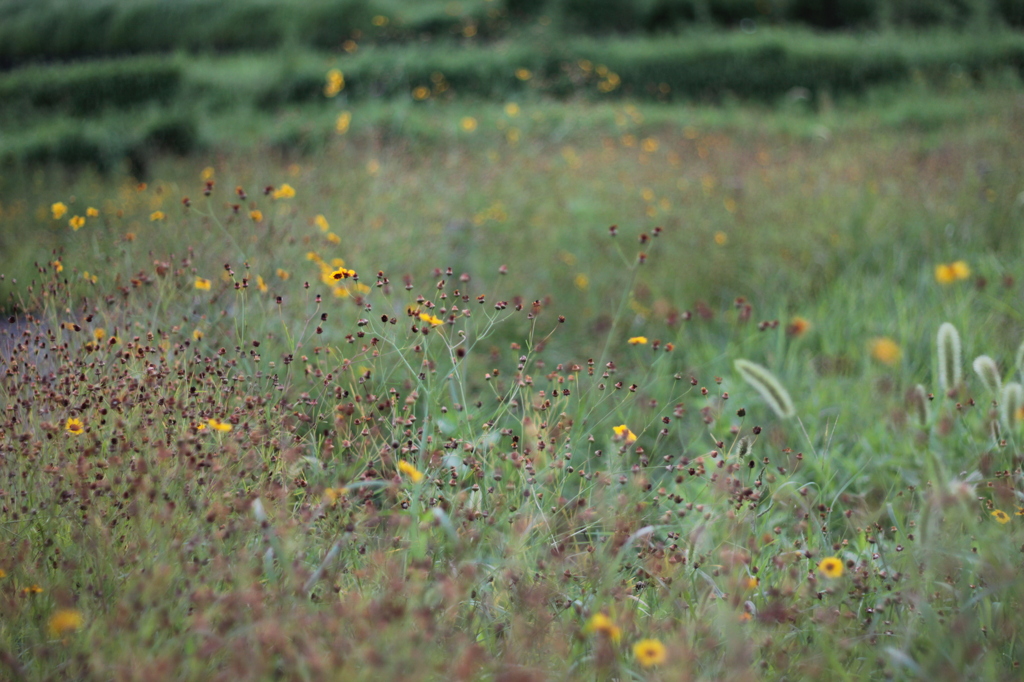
top-left (0, 59), bottom-right (182, 115)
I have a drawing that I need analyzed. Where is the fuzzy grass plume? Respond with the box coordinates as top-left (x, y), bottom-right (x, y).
top-left (972, 355), bottom-right (1001, 395)
top-left (734, 359), bottom-right (796, 419)
top-left (937, 322), bottom-right (963, 395)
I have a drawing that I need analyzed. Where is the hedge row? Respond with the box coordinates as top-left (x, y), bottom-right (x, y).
top-left (3, 32), bottom-right (1024, 118)
top-left (3, 0), bottom-right (1024, 68)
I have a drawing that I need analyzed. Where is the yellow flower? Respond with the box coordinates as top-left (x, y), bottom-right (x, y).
top-left (272, 184), bottom-right (296, 200)
top-left (150, 211), bottom-right (165, 221)
top-left (950, 260), bottom-right (971, 280)
top-left (324, 69), bottom-right (345, 97)
top-left (514, 68), bottom-right (532, 81)
top-left (276, 268), bottom-right (290, 281)
top-left (419, 312), bottom-right (443, 326)
top-left (330, 267), bottom-right (356, 281)
top-left (505, 102), bottom-right (520, 117)
top-left (48, 609), bottom-right (84, 637)
top-left (23, 584), bottom-right (43, 594)
top-left (817, 556), bottom-right (843, 578)
top-left (69, 215), bottom-right (85, 230)
top-left (86, 207), bottom-right (99, 217)
top-left (992, 509), bottom-right (1011, 524)
top-left (584, 613), bottom-right (621, 643)
top-left (633, 639), bottom-right (667, 667)
top-left (336, 111), bottom-right (352, 134)
top-left (201, 166), bottom-right (215, 181)
top-left (460, 117), bottom-right (478, 132)
top-left (0, 569), bottom-right (6, 578)
top-left (869, 337), bottom-right (902, 366)
top-left (315, 214), bottom-right (330, 232)
top-left (257, 275), bottom-right (267, 293)
top-left (83, 271), bottom-right (97, 284)
top-left (628, 336), bottom-right (648, 345)
top-left (935, 261), bottom-right (971, 284)
top-left (52, 202), bottom-right (68, 219)
top-left (574, 273), bottom-right (589, 290)
top-left (613, 424), bottom-right (637, 445)
top-left (192, 329), bottom-right (203, 340)
top-left (207, 418), bottom-right (232, 432)
top-left (326, 232), bottom-right (341, 244)
top-left (324, 487), bottom-right (348, 505)
top-left (93, 328), bottom-right (106, 340)
top-left (194, 277), bottom-right (212, 291)
top-left (398, 460), bottom-right (424, 483)
top-left (52, 260), bottom-right (63, 273)
top-left (65, 417), bottom-right (84, 435)
top-left (714, 231), bottom-right (728, 246)
top-left (250, 210), bottom-right (263, 222)
top-left (412, 86), bottom-right (431, 101)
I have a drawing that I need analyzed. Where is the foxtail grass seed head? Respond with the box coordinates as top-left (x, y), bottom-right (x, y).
top-left (972, 355), bottom-right (1001, 394)
top-left (909, 384), bottom-right (930, 428)
top-left (1016, 339), bottom-right (1024, 380)
top-left (1000, 382), bottom-right (1024, 431)
top-left (734, 359), bottom-right (795, 420)
top-left (937, 322), bottom-right (963, 395)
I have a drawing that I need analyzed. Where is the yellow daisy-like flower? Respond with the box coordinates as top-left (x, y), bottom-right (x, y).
top-left (52, 260), bottom-right (63, 273)
top-left (326, 232), bottom-right (341, 244)
top-left (48, 609), bottom-right (84, 637)
top-left (192, 329), bottom-right (203, 340)
top-left (93, 328), bottom-right (106, 340)
top-left (276, 268), bottom-right (290, 281)
top-left (194, 277), bottom-right (212, 291)
top-left (86, 207), bottom-right (99, 217)
top-left (69, 215), bottom-right (85, 231)
top-left (633, 638), bottom-right (667, 667)
top-left (65, 417), bottom-right (84, 435)
top-left (150, 211), bottom-right (165, 221)
top-left (324, 68), bottom-right (344, 97)
top-left (272, 184), bottom-right (296, 200)
top-left (207, 418), bottom-right (232, 432)
top-left (249, 210), bottom-right (263, 222)
top-left (336, 111), bottom-right (352, 134)
top-left (330, 267), bottom-right (356, 281)
top-left (950, 260), bottom-right (970, 280)
top-left (398, 460), bottom-right (424, 483)
top-left (23, 584), bottom-right (44, 594)
top-left (584, 612), bottom-right (621, 643)
top-left (315, 214), bottom-right (330, 232)
top-left (257, 275), bottom-right (268, 293)
top-left (612, 424), bottom-right (637, 445)
top-left (628, 336), bottom-right (648, 345)
top-left (418, 313), bottom-right (443, 326)
top-left (869, 337), bottom-right (901, 366)
top-left (817, 556), bottom-right (843, 578)
top-left (991, 509), bottom-right (1011, 524)
top-left (52, 202), bottom-right (68, 219)
top-left (460, 117), bottom-right (478, 132)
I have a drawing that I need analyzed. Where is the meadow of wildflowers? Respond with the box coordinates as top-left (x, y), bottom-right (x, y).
top-left (2, 19), bottom-right (1024, 681)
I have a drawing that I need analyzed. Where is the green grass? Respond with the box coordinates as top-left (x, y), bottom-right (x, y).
top-left (2, 78), bottom-right (1024, 681)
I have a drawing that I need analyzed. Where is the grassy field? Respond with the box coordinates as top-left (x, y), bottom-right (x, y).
top-left (2, 55), bottom-right (1024, 681)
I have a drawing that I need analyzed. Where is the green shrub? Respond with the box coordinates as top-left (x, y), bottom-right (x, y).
top-left (0, 58), bottom-right (182, 115)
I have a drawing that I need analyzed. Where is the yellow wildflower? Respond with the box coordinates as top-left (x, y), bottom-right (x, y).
top-left (52, 202), bottom-right (68, 219)
top-left (633, 639), bottom-right (667, 667)
top-left (419, 312), bottom-right (443, 326)
top-left (69, 215), bottom-right (85, 230)
top-left (150, 211), bottom-right (165, 221)
top-left (628, 336), bottom-right (648, 345)
top-left (207, 418), bottom-right (232, 432)
top-left (250, 210), bottom-right (263, 222)
top-left (272, 184), bottom-right (296, 200)
top-left (336, 111), bottom-right (352, 134)
top-left (315, 214), bottom-right (330, 232)
top-left (992, 509), bottom-right (1011, 524)
top-left (48, 609), bottom-right (84, 637)
top-left (192, 329), bottom-right (203, 340)
top-left (869, 337), bottom-right (902, 366)
top-left (324, 69), bottom-right (345, 97)
top-left (276, 268), bottom-right (290, 280)
top-left (257, 275), bottom-right (267, 293)
top-left (460, 117), bottom-right (478, 132)
top-left (613, 424), bottom-right (637, 445)
top-left (398, 460), bottom-right (424, 483)
top-left (194, 277), bottom-right (212, 291)
top-left (86, 207), bottom-right (99, 217)
top-left (65, 417), bottom-right (84, 435)
top-left (817, 556), bottom-right (843, 578)
top-left (584, 613), bottom-right (621, 643)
